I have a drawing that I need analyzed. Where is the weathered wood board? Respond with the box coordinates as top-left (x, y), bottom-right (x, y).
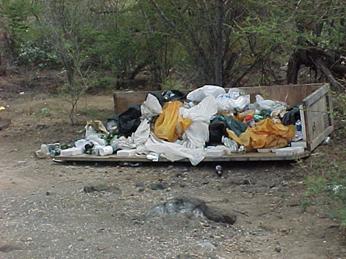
top-left (55, 151), bottom-right (310, 163)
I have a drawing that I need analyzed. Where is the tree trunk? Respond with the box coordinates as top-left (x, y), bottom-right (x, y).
top-left (214, 0), bottom-right (225, 86)
top-left (286, 47), bottom-right (345, 89)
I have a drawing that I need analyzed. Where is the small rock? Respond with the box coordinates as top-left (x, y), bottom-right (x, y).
top-left (83, 183), bottom-right (121, 194)
top-left (138, 187), bottom-right (145, 192)
top-left (242, 179), bottom-right (252, 185)
top-left (135, 182), bottom-right (145, 188)
top-left (280, 228), bottom-right (290, 234)
top-left (275, 246), bottom-right (282, 253)
top-left (198, 240), bottom-right (216, 251)
top-left (281, 180), bottom-right (289, 187)
top-left (0, 244), bottom-right (23, 253)
top-left (149, 182), bottom-right (167, 191)
top-left (175, 172), bottom-right (184, 178)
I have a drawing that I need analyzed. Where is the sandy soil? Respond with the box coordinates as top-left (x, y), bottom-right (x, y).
top-left (1, 75), bottom-right (346, 259)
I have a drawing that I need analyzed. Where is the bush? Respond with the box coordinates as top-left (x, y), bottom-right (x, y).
top-left (17, 41), bottom-right (59, 67)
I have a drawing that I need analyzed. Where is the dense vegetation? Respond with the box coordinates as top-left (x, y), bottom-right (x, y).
top-left (1, 0), bottom-right (345, 88)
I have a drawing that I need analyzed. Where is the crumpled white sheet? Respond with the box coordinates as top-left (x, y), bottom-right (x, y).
top-left (216, 88), bottom-right (250, 113)
top-left (187, 85), bottom-right (225, 103)
top-left (141, 94), bottom-right (162, 119)
top-left (205, 145), bottom-right (231, 157)
top-left (144, 135), bottom-right (205, 166)
top-left (255, 94), bottom-right (287, 111)
top-left (111, 119), bottom-right (150, 150)
top-left (180, 95), bottom-right (218, 149)
top-left (85, 125), bottom-right (107, 146)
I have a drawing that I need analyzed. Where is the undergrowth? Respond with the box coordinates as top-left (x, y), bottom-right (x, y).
top-left (301, 91), bottom-right (346, 227)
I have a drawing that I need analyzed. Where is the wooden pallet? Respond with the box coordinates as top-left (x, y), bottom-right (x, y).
top-left (54, 151), bottom-right (310, 163)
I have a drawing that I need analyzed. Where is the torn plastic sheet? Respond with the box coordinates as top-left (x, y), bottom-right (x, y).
top-left (141, 94), bottom-right (162, 120)
top-left (144, 135), bottom-right (205, 166)
top-left (186, 85), bottom-right (225, 103)
top-left (180, 96), bottom-right (218, 148)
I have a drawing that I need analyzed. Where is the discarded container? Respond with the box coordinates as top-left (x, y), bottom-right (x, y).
top-left (60, 147), bottom-right (83, 156)
top-left (98, 146), bottom-right (113, 156)
top-left (55, 83), bottom-right (333, 164)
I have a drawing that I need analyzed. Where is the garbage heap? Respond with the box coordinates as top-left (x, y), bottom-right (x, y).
top-left (40, 85), bottom-right (305, 165)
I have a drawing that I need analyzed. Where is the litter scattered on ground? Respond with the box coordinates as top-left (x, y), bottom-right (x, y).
top-left (38, 84), bottom-right (332, 165)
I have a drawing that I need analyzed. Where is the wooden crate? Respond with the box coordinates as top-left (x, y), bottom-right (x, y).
top-left (54, 83), bottom-right (333, 163)
top-left (113, 83), bottom-right (333, 152)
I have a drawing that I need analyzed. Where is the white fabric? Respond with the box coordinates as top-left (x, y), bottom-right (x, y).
top-left (141, 94), bottom-right (162, 119)
top-left (216, 88), bottom-right (250, 113)
top-left (255, 94), bottom-right (287, 111)
top-left (180, 96), bottom-right (218, 148)
top-left (144, 135), bottom-right (205, 166)
top-left (186, 85), bottom-right (225, 103)
top-left (133, 119), bottom-right (150, 146)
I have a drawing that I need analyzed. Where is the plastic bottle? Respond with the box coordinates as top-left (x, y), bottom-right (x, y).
top-left (294, 120), bottom-right (303, 141)
top-left (222, 136), bottom-right (238, 152)
top-left (244, 114), bottom-right (255, 127)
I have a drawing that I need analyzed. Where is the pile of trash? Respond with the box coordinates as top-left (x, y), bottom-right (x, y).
top-left (38, 85), bottom-right (305, 165)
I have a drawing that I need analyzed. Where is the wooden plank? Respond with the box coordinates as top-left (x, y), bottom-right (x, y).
top-left (303, 84), bottom-right (333, 151)
top-left (299, 104), bottom-right (307, 141)
top-left (112, 83), bottom-right (324, 114)
top-left (303, 83), bottom-right (329, 107)
top-left (54, 151), bottom-right (310, 163)
top-left (309, 126), bottom-right (333, 151)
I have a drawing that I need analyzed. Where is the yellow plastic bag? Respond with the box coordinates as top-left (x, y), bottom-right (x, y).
top-left (227, 118), bottom-right (295, 150)
top-left (154, 101), bottom-right (192, 142)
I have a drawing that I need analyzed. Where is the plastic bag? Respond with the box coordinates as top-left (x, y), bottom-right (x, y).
top-left (216, 90), bottom-right (250, 113)
top-left (187, 85), bottom-right (225, 103)
top-left (144, 135), bottom-right (205, 166)
top-left (85, 125), bottom-right (107, 146)
top-left (205, 145), bottom-right (230, 157)
top-left (141, 94), bottom-right (162, 120)
top-left (118, 105), bottom-right (141, 137)
top-left (154, 101), bottom-right (192, 142)
top-left (227, 118), bottom-right (295, 150)
top-left (255, 95), bottom-right (287, 112)
top-left (180, 96), bottom-right (218, 148)
top-left (134, 119), bottom-right (150, 146)
top-left (162, 90), bottom-right (185, 102)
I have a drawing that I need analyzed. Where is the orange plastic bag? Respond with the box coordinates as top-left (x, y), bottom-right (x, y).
top-left (227, 118), bottom-right (295, 150)
top-left (154, 101), bottom-right (192, 142)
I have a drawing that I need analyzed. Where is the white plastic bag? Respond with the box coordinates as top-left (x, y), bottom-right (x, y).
top-left (187, 85), bottom-right (225, 103)
top-left (205, 145), bottom-right (230, 157)
top-left (144, 135), bottom-right (205, 166)
top-left (85, 125), bottom-right (107, 146)
top-left (180, 95), bottom-right (218, 122)
top-left (216, 89), bottom-right (250, 113)
top-left (255, 95), bottom-right (287, 111)
top-left (141, 94), bottom-right (162, 119)
top-left (180, 96), bottom-right (218, 148)
top-left (133, 119), bottom-right (150, 146)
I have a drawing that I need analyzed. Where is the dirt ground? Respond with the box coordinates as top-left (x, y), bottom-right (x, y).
top-left (1, 74), bottom-right (346, 259)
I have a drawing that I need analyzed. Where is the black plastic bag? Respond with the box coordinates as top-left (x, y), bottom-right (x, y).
top-left (161, 90), bottom-right (185, 102)
top-left (118, 105), bottom-right (141, 137)
top-left (208, 121), bottom-right (227, 145)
